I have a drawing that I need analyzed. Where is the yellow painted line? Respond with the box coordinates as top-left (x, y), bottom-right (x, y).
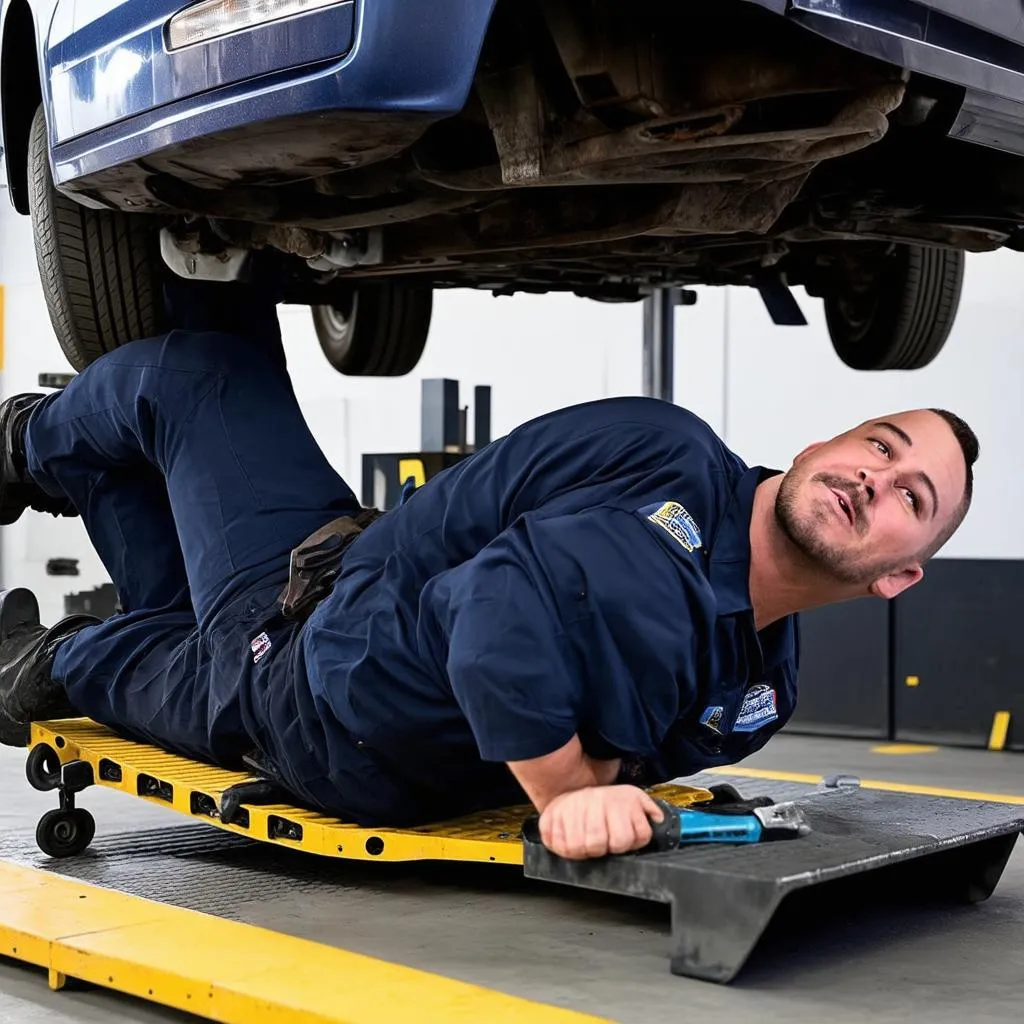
top-left (704, 765), bottom-right (1024, 805)
top-left (870, 744), bottom-right (938, 755)
top-left (0, 861), bottom-right (608, 1024)
top-left (989, 711), bottom-right (1012, 752)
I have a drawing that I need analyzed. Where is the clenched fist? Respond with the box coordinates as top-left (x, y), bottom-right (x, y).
top-left (538, 785), bottom-right (665, 860)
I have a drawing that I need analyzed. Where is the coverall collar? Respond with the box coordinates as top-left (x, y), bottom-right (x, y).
top-left (707, 465), bottom-right (780, 617)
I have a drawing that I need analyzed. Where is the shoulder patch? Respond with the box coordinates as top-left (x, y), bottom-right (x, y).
top-left (639, 501), bottom-right (703, 552)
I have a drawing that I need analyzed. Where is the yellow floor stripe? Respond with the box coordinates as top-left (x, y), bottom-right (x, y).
top-left (989, 711), bottom-right (1012, 752)
top-left (704, 766), bottom-right (1024, 805)
top-left (870, 744), bottom-right (939, 755)
top-left (0, 862), bottom-right (608, 1024)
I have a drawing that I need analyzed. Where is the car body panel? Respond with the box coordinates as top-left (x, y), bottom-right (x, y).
top-left (885, 0), bottom-right (1024, 47)
top-left (47, 0), bottom-right (357, 143)
top-left (1, 0), bottom-right (499, 186)
top-left (743, 0), bottom-right (1024, 50)
top-left (791, 0), bottom-right (1024, 155)
top-left (740, 0), bottom-right (1024, 155)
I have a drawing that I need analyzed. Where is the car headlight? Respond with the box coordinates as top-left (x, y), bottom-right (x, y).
top-left (167, 0), bottom-right (349, 51)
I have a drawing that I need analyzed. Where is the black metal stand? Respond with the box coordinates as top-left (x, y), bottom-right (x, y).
top-left (642, 287), bottom-right (697, 402)
top-left (523, 787), bottom-right (1024, 983)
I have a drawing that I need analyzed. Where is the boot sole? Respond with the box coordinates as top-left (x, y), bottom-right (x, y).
top-left (0, 707), bottom-right (30, 746)
top-left (0, 589), bottom-right (42, 744)
top-left (0, 588), bottom-right (40, 641)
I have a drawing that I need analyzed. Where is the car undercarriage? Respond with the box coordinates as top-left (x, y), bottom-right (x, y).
top-left (15, 0), bottom-right (1024, 374)
top-left (61, 0), bottom-right (1020, 304)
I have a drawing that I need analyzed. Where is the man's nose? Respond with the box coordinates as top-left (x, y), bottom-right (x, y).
top-left (857, 466), bottom-right (896, 502)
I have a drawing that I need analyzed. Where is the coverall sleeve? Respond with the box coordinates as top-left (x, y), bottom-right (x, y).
top-left (424, 507), bottom-right (702, 765)
top-left (424, 515), bottom-right (588, 764)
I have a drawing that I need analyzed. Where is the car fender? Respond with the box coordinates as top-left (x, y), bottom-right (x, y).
top-left (0, 0), bottom-right (60, 213)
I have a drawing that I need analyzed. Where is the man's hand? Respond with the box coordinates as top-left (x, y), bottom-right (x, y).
top-left (538, 785), bottom-right (665, 860)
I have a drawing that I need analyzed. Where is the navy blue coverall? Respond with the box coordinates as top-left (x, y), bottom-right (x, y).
top-left (24, 301), bottom-right (798, 827)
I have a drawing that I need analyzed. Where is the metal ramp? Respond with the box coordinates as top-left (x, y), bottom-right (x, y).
top-left (525, 783), bottom-right (1024, 982)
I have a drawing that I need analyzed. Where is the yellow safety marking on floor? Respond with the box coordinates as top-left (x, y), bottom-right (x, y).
top-left (988, 711), bottom-right (1012, 752)
top-left (31, 720), bottom-right (712, 866)
top-left (0, 861), bottom-right (610, 1024)
top-left (870, 744), bottom-right (939, 755)
top-left (704, 765), bottom-right (1024, 804)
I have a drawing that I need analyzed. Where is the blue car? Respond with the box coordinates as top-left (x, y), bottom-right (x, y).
top-left (4, 0), bottom-right (1024, 374)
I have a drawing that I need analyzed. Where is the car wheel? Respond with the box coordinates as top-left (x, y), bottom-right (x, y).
top-left (311, 283), bottom-right (432, 376)
top-left (823, 243), bottom-right (965, 371)
top-left (27, 106), bottom-right (164, 371)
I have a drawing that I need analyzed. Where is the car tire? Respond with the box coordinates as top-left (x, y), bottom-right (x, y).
top-left (28, 106), bottom-right (164, 371)
top-left (311, 283), bottom-right (432, 376)
top-left (823, 243), bottom-right (965, 371)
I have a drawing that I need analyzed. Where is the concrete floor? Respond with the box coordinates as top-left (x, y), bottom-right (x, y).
top-left (1, 734), bottom-right (1022, 1023)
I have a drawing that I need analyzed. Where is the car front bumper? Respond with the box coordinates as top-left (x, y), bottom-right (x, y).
top-left (49, 0), bottom-right (498, 187)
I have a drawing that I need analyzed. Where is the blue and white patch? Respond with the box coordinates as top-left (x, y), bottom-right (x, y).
top-left (733, 684), bottom-right (778, 733)
top-left (250, 631), bottom-right (272, 664)
top-left (641, 501), bottom-right (703, 552)
top-left (699, 705), bottom-right (725, 735)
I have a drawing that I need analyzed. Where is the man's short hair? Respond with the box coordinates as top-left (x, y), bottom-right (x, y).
top-left (919, 408), bottom-right (979, 562)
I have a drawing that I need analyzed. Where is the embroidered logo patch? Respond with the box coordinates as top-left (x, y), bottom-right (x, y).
top-left (700, 705), bottom-right (725, 735)
top-left (733, 684), bottom-right (778, 733)
top-left (643, 501), bottom-right (703, 552)
top-left (250, 631), bottom-right (272, 664)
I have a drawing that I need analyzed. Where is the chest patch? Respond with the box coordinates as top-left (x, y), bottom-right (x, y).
top-left (642, 501), bottom-right (703, 552)
top-left (699, 704), bottom-right (726, 735)
top-left (250, 631), bottom-right (272, 664)
top-left (733, 684), bottom-right (778, 733)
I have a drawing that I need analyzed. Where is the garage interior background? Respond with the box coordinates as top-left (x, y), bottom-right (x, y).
top-left (0, 181), bottom-right (1018, 754)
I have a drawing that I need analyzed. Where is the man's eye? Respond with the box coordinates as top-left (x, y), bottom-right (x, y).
top-left (902, 488), bottom-right (918, 510)
top-left (871, 439), bottom-right (891, 457)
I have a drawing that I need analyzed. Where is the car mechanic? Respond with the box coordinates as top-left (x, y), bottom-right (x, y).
top-left (0, 278), bottom-right (978, 861)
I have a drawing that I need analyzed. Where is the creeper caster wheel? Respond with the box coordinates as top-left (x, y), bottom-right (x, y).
top-left (27, 753), bottom-right (97, 856)
top-left (25, 743), bottom-right (62, 791)
top-left (35, 807), bottom-right (95, 858)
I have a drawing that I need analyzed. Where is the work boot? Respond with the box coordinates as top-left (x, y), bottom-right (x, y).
top-left (0, 393), bottom-right (77, 525)
top-left (0, 588), bottom-right (99, 747)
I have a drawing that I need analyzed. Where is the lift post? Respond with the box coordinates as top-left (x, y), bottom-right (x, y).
top-left (642, 287), bottom-right (697, 402)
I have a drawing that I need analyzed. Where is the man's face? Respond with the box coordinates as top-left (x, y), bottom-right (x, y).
top-left (774, 410), bottom-right (967, 591)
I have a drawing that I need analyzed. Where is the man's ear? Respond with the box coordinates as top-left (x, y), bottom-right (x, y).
top-left (869, 564), bottom-right (924, 600)
top-left (792, 440), bottom-right (826, 464)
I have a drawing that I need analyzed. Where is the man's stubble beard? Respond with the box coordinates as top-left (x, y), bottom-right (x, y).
top-left (773, 468), bottom-right (903, 587)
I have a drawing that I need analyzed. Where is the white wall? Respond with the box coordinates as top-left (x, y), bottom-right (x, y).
top-left (278, 288), bottom-right (645, 490)
top-left (2, 179), bottom-right (1021, 623)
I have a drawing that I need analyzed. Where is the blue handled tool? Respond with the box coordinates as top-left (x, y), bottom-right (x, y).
top-left (647, 797), bottom-right (811, 851)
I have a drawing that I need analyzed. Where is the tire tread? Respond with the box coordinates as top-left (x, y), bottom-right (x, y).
top-left (28, 106), bottom-right (162, 370)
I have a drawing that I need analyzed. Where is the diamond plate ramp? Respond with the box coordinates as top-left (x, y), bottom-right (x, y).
top-left (524, 785), bottom-right (1024, 982)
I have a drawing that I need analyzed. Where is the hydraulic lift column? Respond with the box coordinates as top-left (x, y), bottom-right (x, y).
top-left (642, 287), bottom-right (696, 402)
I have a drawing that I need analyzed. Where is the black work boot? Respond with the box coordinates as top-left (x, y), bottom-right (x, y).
top-left (0, 589), bottom-right (100, 747)
top-left (0, 393), bottom-right (78, 525)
